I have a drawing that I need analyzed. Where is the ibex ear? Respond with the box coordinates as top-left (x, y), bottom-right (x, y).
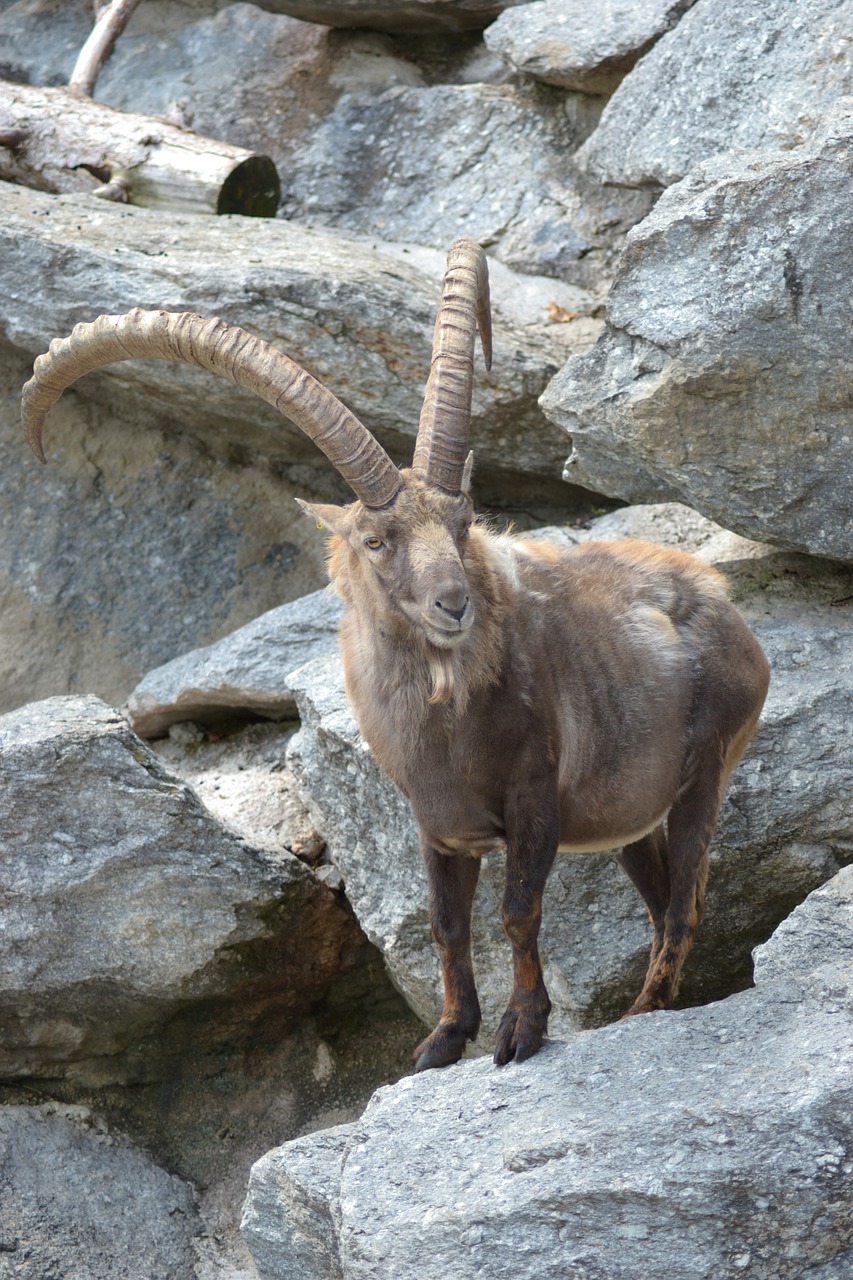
top-left (461, 450), bottom-right (475, 496)
top-left (295, 498), bottom-right (350, 537)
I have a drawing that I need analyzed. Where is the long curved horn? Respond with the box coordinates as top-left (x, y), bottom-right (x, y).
top-left (22, 308), bottom-right (403, 510)
top-left (412, 238), bottom-right (492, 494)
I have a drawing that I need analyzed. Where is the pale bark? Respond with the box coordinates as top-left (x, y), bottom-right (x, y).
top-left (0, 80), bottom-right (280, 217)
top-left (69, 0), bottom-right (145, 98)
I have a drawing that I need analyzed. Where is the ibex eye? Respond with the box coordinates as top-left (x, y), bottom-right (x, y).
top-left (364, 536), bottom-right (384, 550)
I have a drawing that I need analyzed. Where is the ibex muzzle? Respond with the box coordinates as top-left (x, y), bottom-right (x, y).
top-left (22, 239), bottom-right (770, 1071)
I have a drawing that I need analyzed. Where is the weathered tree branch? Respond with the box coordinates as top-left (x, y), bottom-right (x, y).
top-left (69, 0), bottom-right (145, 98)
top-left (0, 81), bottom-right (281, 216)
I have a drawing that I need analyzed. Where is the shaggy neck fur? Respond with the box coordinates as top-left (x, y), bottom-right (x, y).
top-left (329, 523), bottom-right (511, 723)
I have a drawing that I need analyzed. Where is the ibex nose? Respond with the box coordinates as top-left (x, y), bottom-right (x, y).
top-left (433, 581), bottom-right (470, 625)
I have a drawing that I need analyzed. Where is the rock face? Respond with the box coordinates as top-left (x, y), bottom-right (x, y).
top-left (485, 0), bottom-right (696, 95)
top-left (126, 586), bottom-right (343, 737)
top-left (241, 865), bottom-right (853, 1280)
top-left (239, 0), bottom-right (527, 30)
top-left (2, 184), bottom-right (570, 478)
top-left (543, 101), bottom-right (853, 561)
top-left (0, 1105), bottom-right (200, 1280)
top-left (284, 506), bottom-right (853, 1039)
top-left (577, 0), bottom-right (853, 187)
top-left (0, 694), bottom-right (362, 1080)
top-left (0, 0), bottom-right (649, 291)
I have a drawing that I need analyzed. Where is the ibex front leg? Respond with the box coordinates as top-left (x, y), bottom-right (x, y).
top-left (494, 774), bottom-right (559, 1066)
top-left (414, 843), bottom-right (482, 1071)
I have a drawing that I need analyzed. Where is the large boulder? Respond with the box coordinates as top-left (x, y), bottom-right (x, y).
top-left (0, 694), bottom-right (363, 1081)
top-left (577, 0), bottom-right (853, 187)
top-left (0, 0), bottom-right (648, 291)
top-left (284, 505), bottom-right (853, 1038)
top-left (126, 587), bottom-right (343, 738)
top-left (484, 0), bottom-right (696, 95)
top-left (0, 1104), bottom-right (200, 1280)
top-left (1, 184), bottom-right (576, 479)
top-left (542, 101), bottom-right (853, 561)
top-left (0, 335), bottom-right (337, 716)
top-left (233, 0), bottom-right (528, 32)
top-left (241, 866), bottom-right (853, 1280)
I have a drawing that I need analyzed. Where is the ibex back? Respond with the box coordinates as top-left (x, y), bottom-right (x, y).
top-left (22, 239), bottom-right (770, 1070)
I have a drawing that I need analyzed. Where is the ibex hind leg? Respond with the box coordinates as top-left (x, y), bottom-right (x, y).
top-left (414, 845), bottom-right (482, 1071)
top-left (625, 622), bottom-right (768, 1018)
top-left (619, 825), bottom-right (671, 969)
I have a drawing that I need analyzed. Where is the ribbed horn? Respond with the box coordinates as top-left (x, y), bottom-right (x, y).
top-left (22, 308), bottom-right (404, 510)
top-left (412, 238), bottom-right (492, 494)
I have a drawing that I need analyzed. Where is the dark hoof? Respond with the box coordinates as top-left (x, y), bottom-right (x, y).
top-left (413, 1022), bottom-right (472, 1072)
top-left (493, 1007), bottom-right (547, 1067)
top-left (622, 993), bottom-right (672, 1018)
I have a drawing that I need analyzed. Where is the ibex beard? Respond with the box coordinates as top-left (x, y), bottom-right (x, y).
top-left (22, 238), bottom-right (769, 1072)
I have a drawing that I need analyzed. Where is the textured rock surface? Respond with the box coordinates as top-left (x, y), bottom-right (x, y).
top-left (127, 587), bottom-right (343, 737)
top-left (226, 0), bottom-right (526, 30)
top-left (577, 0), bottom-right (853, 187)
top-left (544, 101), bottom-right (853, 561)
top-left (0, 694), bottom-right (362, 1080)
top-left (241, 867), bottom-right (853, 1280)
top-left (0, 0), bottom-right (648, 290)
top-left (485, 0), bottom-right (696, 95)
top-left (2, 185), bottom-right (575, 479)
top-left (254, 79), bottom-right (639, 284)
top-left (0, 337), bottom-right (338, 717)
top-left (285, 506), bottom-right (853, 1038)
top-left (0, 1104), bottom-right (200, 1280)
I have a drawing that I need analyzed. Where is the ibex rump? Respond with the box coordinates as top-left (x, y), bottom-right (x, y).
top-left (22, 239), bottom-right (769, 1070)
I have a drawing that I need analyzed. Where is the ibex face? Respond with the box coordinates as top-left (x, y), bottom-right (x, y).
top-left (300, 477), bottom-right (476, 649)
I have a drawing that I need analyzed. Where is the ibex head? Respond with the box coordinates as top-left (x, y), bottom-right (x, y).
top-left (22, 239), bottom-right (492, 664)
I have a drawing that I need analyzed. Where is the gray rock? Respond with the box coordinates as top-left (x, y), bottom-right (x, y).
top-left (6, 1), bottom-right (646, 291)
top-left (127, 587), bottom-right (344, 737)
top-left (0, 336), bottom-right (337, 717)
top-left (241, 866), bottom-right (853, 1280)
top-left (0, 1104), bottom-right (200, 1280)
top-left (485, 0), bottom-right (696, 95)
top-left (2, 184), bottom-right (574, 480)
top-left (285, 506), bottom-right (853, 1037)
top-left (230, 0), bottom-right (528, 32)
top-left (261, 79), bottom-right (618, 283)
top-left (0, 694), bottom-right (362, 1080)
top-left (0, 0), bottom-right (648, 290)
top-left (577, 0), bottom-right (853, 187)
top-left (543, 100), bottom-right (853, 561)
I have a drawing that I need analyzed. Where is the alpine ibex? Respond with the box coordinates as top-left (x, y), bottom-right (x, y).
top-left (22, 239), bottom-right (769, 1070)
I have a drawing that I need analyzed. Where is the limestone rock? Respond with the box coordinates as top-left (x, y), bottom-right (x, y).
top-left (0, 1), bottom-right (646, 291)
top-left (2, 184), bottom-right (574, 480)
top-left (0, 335), bottom-right (339, 716)
top-left (233, 0), bottom-right (527, 32)
top-left (0, 694), bottom-right (362, 1080)
top-left (241, 867), bottom-right (853, 1280)
top-left (126, 587), bottom-right (343, 737)
top-left (577, 0), bottom-right (853, 188)
top-left (543, 100), bottom-right (853, 561)
top-left (485, 0), bottom-right (696, 95)
top-left (0, 1104), bottom-right (200, 1280)
top-left (285, 507), bottom-right (853, 1037)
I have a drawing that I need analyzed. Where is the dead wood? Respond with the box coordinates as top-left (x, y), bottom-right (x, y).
top-left (0, 80), bottom-right (280, 217)
top-left (69, 0), bottom-right (145, 98)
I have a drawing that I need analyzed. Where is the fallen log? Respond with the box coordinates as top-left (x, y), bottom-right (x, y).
top-left (0, 80), bottom-right (280, 216)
